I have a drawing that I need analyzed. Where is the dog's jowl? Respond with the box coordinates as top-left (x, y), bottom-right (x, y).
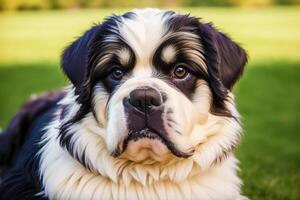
top-left (0, 8), bottom-right (248, 200)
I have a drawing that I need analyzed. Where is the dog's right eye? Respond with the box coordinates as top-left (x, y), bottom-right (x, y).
top-left (103, 67), bottom-right (126, 92)
top-left (111, 68), bottom-right (125, 80)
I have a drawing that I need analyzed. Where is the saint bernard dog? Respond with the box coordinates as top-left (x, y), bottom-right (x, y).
top-left (0, 8), bottom-right (248, 200)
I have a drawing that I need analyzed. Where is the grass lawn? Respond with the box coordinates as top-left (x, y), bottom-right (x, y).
top-left (0, 6), bottom-right (300, 200)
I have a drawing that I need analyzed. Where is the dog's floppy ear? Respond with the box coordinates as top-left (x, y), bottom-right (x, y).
top-left (61, 27), bottom-right (97, 87)
top-left (214, 31), bottom-right (248, 89)
top-left (201, 23), bottom-right (248, 90)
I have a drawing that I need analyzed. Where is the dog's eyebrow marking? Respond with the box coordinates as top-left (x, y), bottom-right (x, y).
top-left (161, 45), bottom-right (177, 64)
top-left (118, 48), bottom-right (131, 66)
top-left (119, 9), bottom-right (167, 67)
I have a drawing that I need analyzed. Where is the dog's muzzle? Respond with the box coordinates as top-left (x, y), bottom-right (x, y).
top-left (112, 86), bottom-right (192, 158)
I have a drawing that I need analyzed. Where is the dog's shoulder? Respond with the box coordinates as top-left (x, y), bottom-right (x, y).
top-left (0, 91), bottom-right (65, 199)
top-left (0, 169), bottom-right (47, 200)
top-left (0, 91), bottom-right (65, 169)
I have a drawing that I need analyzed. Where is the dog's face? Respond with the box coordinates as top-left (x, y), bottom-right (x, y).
top-left (59, 9), bottom-right (247, 164)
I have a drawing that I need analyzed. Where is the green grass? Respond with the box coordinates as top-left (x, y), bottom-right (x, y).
top-left (0, 7), bottom-right (300, 200)
top-left (236, 61), bottom-right (300, 200)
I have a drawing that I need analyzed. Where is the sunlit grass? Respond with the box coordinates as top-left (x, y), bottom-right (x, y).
top-left (235, 61), bottom-right (300, 200)
top-left (0, 7), bottom-right (299, 200)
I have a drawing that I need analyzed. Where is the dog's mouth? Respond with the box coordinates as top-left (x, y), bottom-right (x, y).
top-left (125, 128), bottom-right (163, 143)
top-left (112, 128), bottom-right (193, 158)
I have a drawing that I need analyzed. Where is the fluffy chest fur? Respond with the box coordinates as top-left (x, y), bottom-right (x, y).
top-left (40, 140), bottom-right (241, 200)
top-left (38, 90), bottom-right (244, 200)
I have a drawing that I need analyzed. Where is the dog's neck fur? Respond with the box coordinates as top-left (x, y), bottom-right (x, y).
top-left (38, 90), bottom-right (244, 200)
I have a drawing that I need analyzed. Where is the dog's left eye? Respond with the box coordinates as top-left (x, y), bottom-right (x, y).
top-left (111, 68), bottom-right (125, 80)
top-left (173, 65), bottom-right (188, 79)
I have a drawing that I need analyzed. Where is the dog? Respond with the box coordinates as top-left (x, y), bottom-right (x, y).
top-left (0, 8), bottom-right (248, 200)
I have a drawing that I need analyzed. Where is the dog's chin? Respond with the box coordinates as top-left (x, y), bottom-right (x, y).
top-left (117, 129), bottom-right (171, 162)
top-left (113, 128), bottom-right (193, 162)
top-left (121, 137), bottom-right (172, 162)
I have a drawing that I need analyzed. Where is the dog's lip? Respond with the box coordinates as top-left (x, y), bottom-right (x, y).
top-left (112, 128), bottom-right (193, 158)
top-left (124, 128), bottom-right (163, 148)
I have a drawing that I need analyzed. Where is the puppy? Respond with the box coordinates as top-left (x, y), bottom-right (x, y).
top-left (0, 8), bottom-right (248, 200)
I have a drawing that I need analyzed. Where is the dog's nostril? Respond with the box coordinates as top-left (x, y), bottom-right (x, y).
top-left (129, 87), bottom-right (162, 112)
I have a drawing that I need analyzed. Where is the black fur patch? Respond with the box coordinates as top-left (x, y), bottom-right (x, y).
top-left (0, 91), bottom-right (64, 174)
top-left (0, 92), bottom-right (63, 199)
top-left (152, 13), bottom-right (248, 116)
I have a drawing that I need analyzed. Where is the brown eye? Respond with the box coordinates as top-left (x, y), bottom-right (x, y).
top-left (174, 66), bottom-right (188, 79)
top-left (111, 68), bottom-right (125, 80)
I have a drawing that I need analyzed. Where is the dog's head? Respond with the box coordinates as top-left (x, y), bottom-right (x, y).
top-left (59, 9), bottom-right (247, 167)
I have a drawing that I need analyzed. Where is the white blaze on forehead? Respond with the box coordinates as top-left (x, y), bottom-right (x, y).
top-left (161, 45), bottom-right (177, 64)
top-left (119, 8), bottom-right (169, 67)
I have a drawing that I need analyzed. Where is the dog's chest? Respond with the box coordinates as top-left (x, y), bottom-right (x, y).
top-left (39, 134), bottom-right (241, 200)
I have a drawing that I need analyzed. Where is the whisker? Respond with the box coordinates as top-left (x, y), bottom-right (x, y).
top-left (167, 118), bottom-right (177, 125)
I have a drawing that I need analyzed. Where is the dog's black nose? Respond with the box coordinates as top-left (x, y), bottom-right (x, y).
top-left (129, 87), bottom-right (162, 112)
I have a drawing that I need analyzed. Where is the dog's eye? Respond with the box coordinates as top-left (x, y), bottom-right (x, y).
top-left (174, 66), bottom-right (188, 79)
top-left (111, 68), bottom-right (125, 80)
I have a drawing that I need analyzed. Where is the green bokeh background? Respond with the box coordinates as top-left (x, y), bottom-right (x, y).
top-left (0, 5), bottom-right (300, 200)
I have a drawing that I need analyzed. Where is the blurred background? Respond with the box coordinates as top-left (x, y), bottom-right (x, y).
top-left (0, 0), bottom-right (299, 199)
